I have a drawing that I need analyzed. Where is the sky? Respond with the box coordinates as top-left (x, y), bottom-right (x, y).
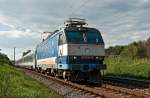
top-left (0, 0), bottom-right (150, 60)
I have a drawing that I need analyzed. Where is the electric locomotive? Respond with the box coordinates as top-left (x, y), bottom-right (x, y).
top-left (35, 18), bottom-right (106, 83)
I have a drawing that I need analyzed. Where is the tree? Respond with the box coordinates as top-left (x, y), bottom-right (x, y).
top-left (106, 37), bottom-right (150, 59)
top-left (120, 43), bottom-right (138, 59)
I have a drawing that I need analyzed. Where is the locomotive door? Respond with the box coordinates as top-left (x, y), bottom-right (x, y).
top-left (58, 33), bottom-right (66, 67)
top-left (58, 34), bottom-right (64, 57)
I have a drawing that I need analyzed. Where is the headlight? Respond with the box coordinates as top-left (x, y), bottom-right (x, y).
top-left (73, 56), bottom-right (77, 59)
top-left (96, 56), bottom-right (99, 59)
top-left (96, 56), bottom-right (102, 60)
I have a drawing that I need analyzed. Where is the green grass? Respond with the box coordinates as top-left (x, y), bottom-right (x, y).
top-left (104, 57), bottom-right (150, 79)
top-left (0, 63), bottom-right (60, 98)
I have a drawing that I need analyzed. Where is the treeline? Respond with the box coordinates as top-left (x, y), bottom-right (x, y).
top-left (0, 53), bottom-right (11, 64)
top-left (106, 37), bottom-right (150, 59)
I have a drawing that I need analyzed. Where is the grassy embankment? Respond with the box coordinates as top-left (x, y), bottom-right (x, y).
top-left (104, 57), bottom-right (150, 79)
top-left (0, 62), bottom-right (60, 98)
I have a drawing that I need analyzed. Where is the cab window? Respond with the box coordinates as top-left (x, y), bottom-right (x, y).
top-left (65, 28), bottom-right (104, 44)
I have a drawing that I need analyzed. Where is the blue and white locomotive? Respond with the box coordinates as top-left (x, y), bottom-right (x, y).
top-left (17, 18), bottom-right (106, 83)
top-left (36, 18), bottom-right (106, 83)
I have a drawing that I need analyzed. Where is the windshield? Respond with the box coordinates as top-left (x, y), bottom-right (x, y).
top-left (65, 28), bottom-right (104, 44)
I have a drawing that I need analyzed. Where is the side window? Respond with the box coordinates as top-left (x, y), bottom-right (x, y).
top-left (59, 34), bottom-right (66, 45)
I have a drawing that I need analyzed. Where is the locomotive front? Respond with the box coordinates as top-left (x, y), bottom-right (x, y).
top-left (58, 18), bottom-right (106, 83)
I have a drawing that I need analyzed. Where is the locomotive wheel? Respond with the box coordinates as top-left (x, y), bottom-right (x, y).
top-left (42, 70), bottom-right (46, 74)
top-left (55, 73), bottom-right (59, 78)
top-left (50, 69), bottom-right (55, 76)
top-left (63, 71), bottom-right (71, 81)
top-left (63, 71), bottom-right (66, 79)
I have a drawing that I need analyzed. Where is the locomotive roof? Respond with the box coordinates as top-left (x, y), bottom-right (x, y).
top-left (37, 29), bottom-right (61, 47)
top-left (37, 18), bottom-right (97, 47)
top-left (65, 18), bottom-right (87, 28)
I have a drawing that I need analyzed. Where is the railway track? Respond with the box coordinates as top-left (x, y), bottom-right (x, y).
top-left (102, 76), bottom-right (150, 88)
top-left (17, 67), bottom-right (150, 98)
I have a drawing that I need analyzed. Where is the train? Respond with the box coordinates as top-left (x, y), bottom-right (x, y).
top-left (16, 50), bottom-right (36, 69)
top-left (16, 18), bottom-right (106, 83)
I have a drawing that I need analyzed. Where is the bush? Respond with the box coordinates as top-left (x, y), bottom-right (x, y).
top-left (0, 53), bottom-right (12, 65)
top-left (104, 57), bottom-right (150, 79)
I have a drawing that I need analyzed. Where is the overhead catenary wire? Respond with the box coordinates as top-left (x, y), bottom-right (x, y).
top-left (60, 0), bottom-right (93, 29)
top-left (67, 0), bottom-right (92, 18)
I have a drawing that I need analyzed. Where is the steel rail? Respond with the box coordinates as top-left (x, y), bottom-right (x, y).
top-left (19, 67), bottom-right (150, 98)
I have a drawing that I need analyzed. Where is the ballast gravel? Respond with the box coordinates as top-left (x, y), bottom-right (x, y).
top-left (17, 68), bottom-right (101, 98)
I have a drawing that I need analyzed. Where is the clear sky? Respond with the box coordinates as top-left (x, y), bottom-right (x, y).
top-left (0, 0), bottom-right (150, 60)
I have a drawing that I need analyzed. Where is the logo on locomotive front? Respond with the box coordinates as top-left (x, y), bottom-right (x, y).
top-left (59, 49), bottom-right (62, 56)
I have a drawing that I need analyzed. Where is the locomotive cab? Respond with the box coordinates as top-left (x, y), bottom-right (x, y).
top-left (57, 18), bottom-right (106, 83)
